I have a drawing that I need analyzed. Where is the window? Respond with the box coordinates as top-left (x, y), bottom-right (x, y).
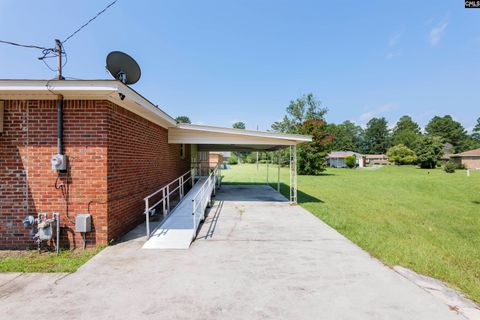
top-left (180, 144), bottom-right (185, 159)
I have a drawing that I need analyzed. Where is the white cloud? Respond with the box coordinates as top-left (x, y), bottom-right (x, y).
top-left (358, 103), bottom-right (396, 123)
top-left (388, 31), bottom-right (402, 48)
top-left (429, 21), bottom-right (448, 46)
top-left (386, 29), bottom-right (404, 59)
top-left (359, 111), bottom-right (376, 122)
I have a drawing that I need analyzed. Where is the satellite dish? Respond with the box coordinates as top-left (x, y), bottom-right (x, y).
top-left (106, 51), bottom-right (141, 85)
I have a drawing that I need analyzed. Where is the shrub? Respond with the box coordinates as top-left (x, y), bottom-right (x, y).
top-left (259, 159), bottom-right (267, 164)
top-left (345, 156), bottom-right (356, 168)
top-left (386, 144), bottom-right (417, 165)
top-left (414, 136), bottom-right (444, 169)
top-left (245, 153), bottom-right (257, 164)
top-left (444, 160), bottom-right (456, 173)
top-left (455, 162), bottom-right (466, 170)
top-left (227, 153), bottom-right (238, 165)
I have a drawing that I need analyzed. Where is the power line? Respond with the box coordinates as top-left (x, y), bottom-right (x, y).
top-left (0, 39), bottom-right (50, 51)
top-left (0, 0), bottom-right (118, 75)
top-left (62, 0), bottom-right (118, 44)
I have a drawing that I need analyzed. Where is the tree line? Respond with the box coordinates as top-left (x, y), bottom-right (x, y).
top-left (175, 94), bottom-right (480, 174)
top-left (271, 94), bottom-right (480, 174)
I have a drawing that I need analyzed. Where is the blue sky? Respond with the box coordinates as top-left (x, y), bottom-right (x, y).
top-left (0, 0), bottom-right (479, 131)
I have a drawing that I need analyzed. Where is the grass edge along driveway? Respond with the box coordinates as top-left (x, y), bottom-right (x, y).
top-left (0, 247), bottom-right (103, 273)
top-left (221, 164), bottom-right (480, 304)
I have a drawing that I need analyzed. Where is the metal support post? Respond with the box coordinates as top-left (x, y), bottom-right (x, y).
top-left (289, 146), bottom-right (292, 203)
top-left (180, 176), bottom-right (184, 199)
top-left (293, 145), bottom-right (297, 204)
top-left (192, 199), bottom-right (196, 231)
top-left (166, 185), bottom-right (170, 213)
top-left (145, 198), bottom-right (150, 238)
top-left (266, 156), bottom-right (269, 185)
top-left (277, 151), bottom-right (281, 192)
top-left (162, 189), bottom-right (166, 215)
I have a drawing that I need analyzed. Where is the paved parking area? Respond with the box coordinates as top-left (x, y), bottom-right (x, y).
top-left (0, 185), bottom-right (464, 319)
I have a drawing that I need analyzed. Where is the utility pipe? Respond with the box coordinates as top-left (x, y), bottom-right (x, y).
top-left (57, 95), bottom-right (64, 155)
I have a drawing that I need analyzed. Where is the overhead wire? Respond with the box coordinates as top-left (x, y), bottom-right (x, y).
top-left (0, 0), bottom-right (118, 74)
top-left (62, 0), bottom-right (118, 44)
top-left (0, 39), bottom-right (49, 50)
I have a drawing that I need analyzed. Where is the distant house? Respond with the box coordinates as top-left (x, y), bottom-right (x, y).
top-left (209, 152), bottom-right (225, 167)
top-left (365, 154), bottom-right (390, 165)
top-left (440, 153), bottom-right (454, 163)
top-left (450, 148), bottom-right (480, 169)
top-left (327, 151), bottom-right (365, 168)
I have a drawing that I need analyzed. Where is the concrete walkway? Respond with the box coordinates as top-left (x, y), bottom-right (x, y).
top-left (0, 185), bottom-right (465, 319)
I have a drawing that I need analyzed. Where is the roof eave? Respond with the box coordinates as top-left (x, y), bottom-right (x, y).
top-left (0, 79), bottom-right (177, 129)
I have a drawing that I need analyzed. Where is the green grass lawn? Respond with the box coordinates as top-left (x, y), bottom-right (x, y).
top-left (222, 164), bottom-right (480, 303)
top-left (0, 247), bottom-right (103, 273)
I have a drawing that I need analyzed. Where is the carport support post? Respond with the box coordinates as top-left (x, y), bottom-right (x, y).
top-left (289, 146), bottom-right (292, 203)
top-left (277, 151), bottom-right (280, 192)
top-left (266, 156), bottom-right (269, 185)
top-left (293, 145), bottom-right (297, 204)
top-left (289, 145), bottom-right (298, 204)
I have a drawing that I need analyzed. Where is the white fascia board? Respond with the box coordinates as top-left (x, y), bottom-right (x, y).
top-left (175, 123), bottom-right (312, 143)
top-left (169, 128), bottom-right (301, 146)
top-left (0, 80), bottom-right (177, 129)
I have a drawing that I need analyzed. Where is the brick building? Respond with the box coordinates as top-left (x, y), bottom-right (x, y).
top-left (0, 80), bottom-right (310, 249)
top-left (451, 148), bottom-right (480, 169)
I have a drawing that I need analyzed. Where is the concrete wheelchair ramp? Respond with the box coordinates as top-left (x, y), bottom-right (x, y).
top-left (143, 177), bottom-right (210, 249)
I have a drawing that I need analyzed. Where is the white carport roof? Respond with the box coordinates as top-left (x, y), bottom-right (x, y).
top-left (169, 124), bottom-right (311, 151)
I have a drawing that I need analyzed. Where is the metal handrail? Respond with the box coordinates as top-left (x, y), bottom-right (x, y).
top-left (144, 170), bottom-right (194, 238)
top-left (192, 163), bottom-right (221, 233)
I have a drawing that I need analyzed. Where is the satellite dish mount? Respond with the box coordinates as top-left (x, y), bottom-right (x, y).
top-left (106, 51), bottom-right (141, 85)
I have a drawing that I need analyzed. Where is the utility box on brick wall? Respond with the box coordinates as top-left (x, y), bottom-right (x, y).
top-left (75, 214), bottom-right (91, 233)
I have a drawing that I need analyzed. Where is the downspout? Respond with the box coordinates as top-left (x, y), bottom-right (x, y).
top-left (57, 95), bottom-right (64, 155)
top-left (56, 39), bottom-right (64, 156)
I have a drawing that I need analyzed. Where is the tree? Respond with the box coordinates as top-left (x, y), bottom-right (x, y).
top-left (393, 115), bottom-right (421, 134)
top-left (414, 136), bottom-right (443, 169)
top-left (345, 156), bottom-right (356, 168)
top-left (444, 161), bottom-right (456, 173)
top-left (296, 119), bottom-right (334, 175)
top-left (175, 116), bottom-right (191, 124)
top-left (391, 116), bottom-right (421, 149)
top-left (272, 93), bottom-right (327, 134)
top-left (232, 122), bottom-right (246, 129)
top-left (472, 117), bottom-right (480, 141)
top-left (386, 144), bottom-right (417, 165)
top-left (227, 153), bottom-right (238, 165)
top-left (330, 121), bottom-right (363, 152)
top-left (363, 117), bottom-right (391, 154)
top-left (425, 115), bottom-right (467, 152)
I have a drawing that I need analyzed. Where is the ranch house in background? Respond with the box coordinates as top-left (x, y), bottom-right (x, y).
top-left (365, 154), bottom-right (390, 165)
top-left (327, 151), bottom-right (365, 168)
top-left (451, 148), bottom-right (480, 169)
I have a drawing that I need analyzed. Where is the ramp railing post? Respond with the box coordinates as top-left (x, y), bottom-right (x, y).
top-left (145, 198), bottom-right (150, 238)
top-left (166, 185), bottom-right (170, 213)
top-left (192, 199), bottom-right (196, 232)
top-left (162, 188), bottom-right (166, 215)
top-left (180, 176), bottom-right (184, 199)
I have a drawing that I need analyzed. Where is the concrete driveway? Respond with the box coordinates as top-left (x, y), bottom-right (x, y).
top-left (0, 185), bottom-right (465, 319)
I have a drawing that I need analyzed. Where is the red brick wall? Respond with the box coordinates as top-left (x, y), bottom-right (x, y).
top-left (0, 99), bottom-right (189, 249)
top-left (106, 104), bottom-right (190, 240)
